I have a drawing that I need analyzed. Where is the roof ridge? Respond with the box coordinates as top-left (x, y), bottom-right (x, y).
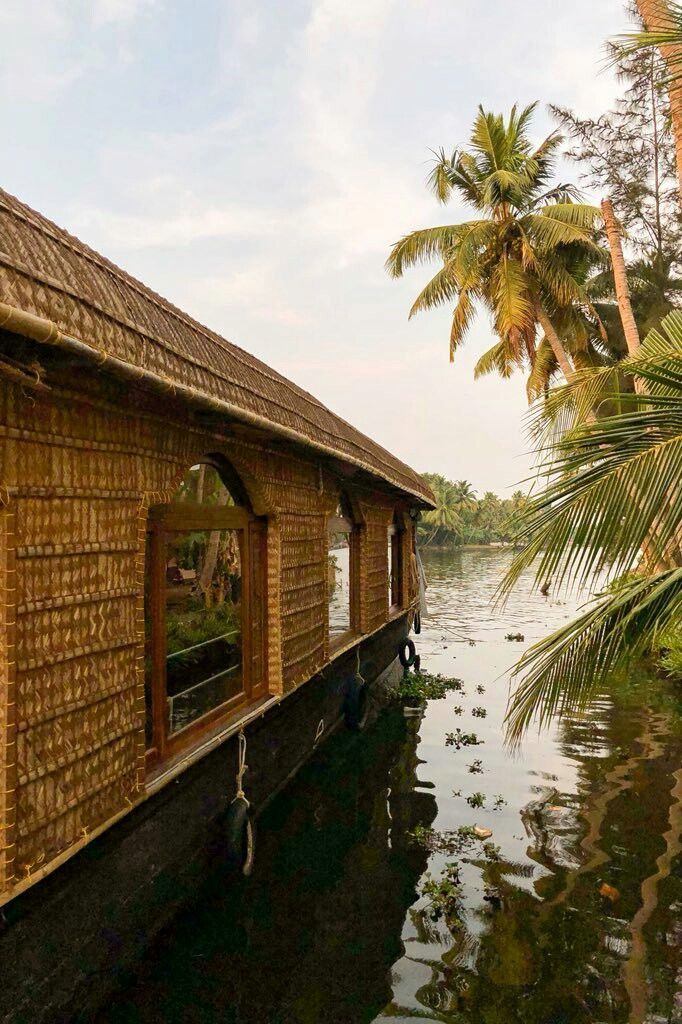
top-left (0, 191), bottom-right (333, 413)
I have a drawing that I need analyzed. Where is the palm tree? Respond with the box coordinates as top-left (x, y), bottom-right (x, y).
top-left (386, 104), bottom-right (604, 386)
top-left (452, 480), bottom-right (477, 515)
top-left (420, 474), bottom-right (463, 545)
top-left (500, 312), bottom-right (682, 742)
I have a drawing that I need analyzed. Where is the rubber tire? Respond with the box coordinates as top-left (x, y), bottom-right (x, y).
top-left (414, 610), bottom-right (421, 635)
top-left (344, 674), bottom-right (370, 732)
top-left (398, 637), bottom-right (417, 669)
top-left (224, 796), bottom-right (256, 876)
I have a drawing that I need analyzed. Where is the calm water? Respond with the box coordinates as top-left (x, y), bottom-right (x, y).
top-left (96, 548), bottom-right (682, 1024)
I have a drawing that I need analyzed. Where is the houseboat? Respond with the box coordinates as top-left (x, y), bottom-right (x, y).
top-left (0, 189), bottom-right (433, 1022)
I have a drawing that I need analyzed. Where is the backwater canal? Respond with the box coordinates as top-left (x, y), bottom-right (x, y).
top-left (91, 548), bottom-right (682, 1024)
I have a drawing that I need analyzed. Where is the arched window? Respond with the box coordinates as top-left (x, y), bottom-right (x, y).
top-left (328, 493), bottom-right (359, 646)
top-left (144, 460), bottom-right (267, 767)
top-left (388, 512), bottom-right (403, 612)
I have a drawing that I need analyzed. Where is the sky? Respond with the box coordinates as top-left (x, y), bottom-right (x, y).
top-left (0, 0), bottom-right (631, 493)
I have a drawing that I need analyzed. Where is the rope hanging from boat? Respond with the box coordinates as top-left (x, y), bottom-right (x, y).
top-left (235, 729), bottom-right (249, 806)
top-left (356, 646), bottom-right (364, 685)
top-left (415, 543), bottom-right (430, 618)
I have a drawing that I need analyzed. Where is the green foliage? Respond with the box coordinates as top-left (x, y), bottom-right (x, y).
top-left (466, 792), bottom-right (486, 808)
top-left (502, 313), bottom-right (682, 741)
top-left (394, 671), bottom-right (463, 707)
top-left (617, 4), bottom-right (682, 86)
top-left (656, 625), bottom-right (682, 675)
top-left (421, 862), bottom-right (464, 925)
top-left (386, 103), bottom-right (603, 380)
top-left (166, 601), bottom-right (239, 659)
top-left (552, 43), bottom-right (681, 261)
top-left (418, 473), bottom-right (530, 546)
top-left (446, 728), bottom-right (483, 750)
top-left (408, 824), bottom-right (480, 855)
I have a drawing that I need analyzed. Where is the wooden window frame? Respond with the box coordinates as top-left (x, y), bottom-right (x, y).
top-left (327, 506), bottom-right (361, 651)
top-left (144, 498), bottom-right (267, 772)
top-left (388, 516), bottom-right (404, 613)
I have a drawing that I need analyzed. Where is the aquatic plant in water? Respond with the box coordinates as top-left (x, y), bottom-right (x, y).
top-left (445, 728), bottom-right (483, 750)
top-left (395, 671), bottom-right (464, 707)
top-left (421, 862), bottom-right (464, 925)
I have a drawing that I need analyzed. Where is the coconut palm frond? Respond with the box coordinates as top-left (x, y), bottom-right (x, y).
top-left (526, 363), bottom-right (623, 444)
top-left (501, 315), bottom-right (682, 741)
top-left (526, 338), bottom-right (558, 401)
top-left (504, 314), bottom-right (682, 596)
top-left (385, 224), bottom-right (466, 277)
top-left (427, 148), bottom-right (458, 203)
top-left (409, 265), bottom-right (459, 317)
top-left (505, 393), bottom-right (682, 596)
top-left (616, 3), bottom-right (682, 81)
top-left (450, 289), bottom-right (478, 358)
top-left (474, 339), bottom-right (516, 379)
top-left (492, 256), bottom-right (535, 338)
top-left (506, 569), bottom-right (682, 744)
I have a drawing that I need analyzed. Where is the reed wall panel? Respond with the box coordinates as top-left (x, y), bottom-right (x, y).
top-left (360, 504), bottom-right (393, 632)
top-left (279, 513), bottom-right (328, 689)
top-left (0, 366), bottom-right (420, 898)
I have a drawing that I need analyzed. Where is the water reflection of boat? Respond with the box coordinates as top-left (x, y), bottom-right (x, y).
top-left (91, 709), bottom-right (437, 1024)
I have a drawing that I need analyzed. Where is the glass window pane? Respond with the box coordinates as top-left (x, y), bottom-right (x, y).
top-left (329, 532), bottom-right (351, 638)
top-left (165, 528), bottom-right (243, 734)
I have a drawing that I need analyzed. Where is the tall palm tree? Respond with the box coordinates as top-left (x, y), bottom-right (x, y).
top-left (386, 104), bottom-right (604, 385)
top-left (452, 479), bottom-right (477, 515)
top-left (501, 312), bottom-right (682, 742)
top-left (420, 474), bottom-right (463, 545)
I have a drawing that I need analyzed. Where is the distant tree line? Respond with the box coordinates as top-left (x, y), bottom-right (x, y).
top-left (418, 474), bottom-right (529, 547)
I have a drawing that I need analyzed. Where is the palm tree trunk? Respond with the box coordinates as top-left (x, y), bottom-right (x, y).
top-left (534, 302), bottom-right (576, 382)
top-left (636, 0), bottom-right (682, 195)
top-left (601, 199), bottom-right (641, 358)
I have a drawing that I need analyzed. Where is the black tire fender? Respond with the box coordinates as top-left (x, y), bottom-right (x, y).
top-left (414, 610), bottom-right (421, 635)
top-left (343, 673), bottom-right (370, 732)
top-left (224, 796), bottom-right (256, 876)
top-left (398, 637), bottom-right (417, 669)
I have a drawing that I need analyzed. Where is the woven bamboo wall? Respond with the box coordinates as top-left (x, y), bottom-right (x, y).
top-left (360, 503), bottom-right (393, 633)
top-left (0, 369), bottom-right (417, 899)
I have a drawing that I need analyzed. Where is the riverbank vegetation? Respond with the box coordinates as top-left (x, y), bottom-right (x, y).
top-left (389, 0), bottom-right (682, 736)
top-left (418, 474), bottom-right (528, 547)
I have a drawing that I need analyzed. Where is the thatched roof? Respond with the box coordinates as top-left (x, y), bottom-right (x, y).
top-left (0, 189), bottom-right (434, 506)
